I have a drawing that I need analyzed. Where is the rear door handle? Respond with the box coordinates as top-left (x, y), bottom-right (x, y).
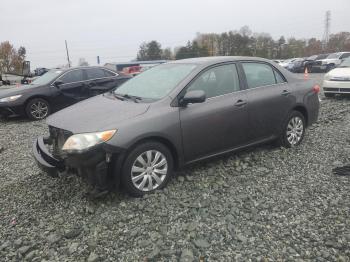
top-left (281, 90), bottom-right (291, 96)
top-left (234, 99), bottom-right (247, 107)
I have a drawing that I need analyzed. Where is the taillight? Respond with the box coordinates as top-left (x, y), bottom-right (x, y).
top-left (312, 84), bottom-right (320, 94)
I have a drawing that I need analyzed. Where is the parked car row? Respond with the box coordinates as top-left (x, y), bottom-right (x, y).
top-left (275, 51), bottom-right (350, 73)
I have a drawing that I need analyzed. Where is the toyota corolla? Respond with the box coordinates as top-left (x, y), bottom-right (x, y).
top-left (33, 57), bottom-right (320, 196)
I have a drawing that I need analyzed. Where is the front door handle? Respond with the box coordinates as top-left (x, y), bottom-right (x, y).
top-left (234, 99), bottom-right (247, 107)
top-left (281, 90), bottom-right (291, 96)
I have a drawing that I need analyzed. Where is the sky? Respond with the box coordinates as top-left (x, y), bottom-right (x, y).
top-left (1, 0), bottom-right (349, 69)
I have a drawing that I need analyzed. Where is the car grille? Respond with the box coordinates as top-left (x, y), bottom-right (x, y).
top-left (330, 77), bottom-right (350, 82)
top-left (49, 126), bottom-right (73, 158)
top-left (324, 87), bottom-right (350, 92)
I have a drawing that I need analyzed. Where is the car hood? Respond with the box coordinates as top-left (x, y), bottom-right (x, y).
top-left (327, 67), bottom-right (350, 77)
top-left (46, 93), bottom-right (151, 133)
top-left (0, 84), bottom-right (41, 98)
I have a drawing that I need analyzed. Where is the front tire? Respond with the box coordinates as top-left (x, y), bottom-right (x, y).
top-left (278, 111), bottom-right (306, 148)
top-left (25, 98), bottom-right (50, 120)
top-left (121, 142), bottom-right (173, 197)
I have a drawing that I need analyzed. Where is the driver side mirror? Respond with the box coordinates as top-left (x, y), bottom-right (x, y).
top-left (179, 90), bottom-right (206, 106)
top-left (54, 80), bottom-right (63, 87)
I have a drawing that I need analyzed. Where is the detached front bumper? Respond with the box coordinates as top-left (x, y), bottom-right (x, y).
top-left (33, 136), bottom-right (65, 177)
top-left (33, 136), bottom-right (126, 190)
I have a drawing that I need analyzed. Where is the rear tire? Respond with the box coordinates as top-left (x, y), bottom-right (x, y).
top-left (121, 141), bottom-right (173, 197)
top-left (278, 111), bottom-right (306, 148)
top-left (25, 98), bottom-right (51, 120)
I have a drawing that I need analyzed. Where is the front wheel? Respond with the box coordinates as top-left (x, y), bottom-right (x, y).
top-left (121, 142), bottom-right (173, 197)
top-left (278, 111), bottom-right (306, 148)
top-left (25, 98), bottom-right (51, 120)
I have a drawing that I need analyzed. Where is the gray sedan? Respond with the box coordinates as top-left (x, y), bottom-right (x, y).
top-left (33, 56), bottom-right (320, 196)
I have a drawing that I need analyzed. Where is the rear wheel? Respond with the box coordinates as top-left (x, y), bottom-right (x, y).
top-left (25, 98), bottom-right (50, 120)
top-left (278, 111), bottom-right (306, 148)
top-left (121, 142), bottom-right (173, 197)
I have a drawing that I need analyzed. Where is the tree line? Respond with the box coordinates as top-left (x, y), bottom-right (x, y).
top-left (0, 41), bottom-right (26, 75)
top-left (136, 26), bottom-right (350, 61)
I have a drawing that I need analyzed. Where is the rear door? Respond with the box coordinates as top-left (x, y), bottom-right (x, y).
top-left (240, 61), bottom-right (294, 140)
top-left (179, 63), bottom-right (250, 162)
top-left (53, 69), bottom-right (85, 109)
top-left (84, 68), bottom-right (119, 97)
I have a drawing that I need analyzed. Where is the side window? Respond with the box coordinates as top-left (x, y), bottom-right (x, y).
top-left (242, 63), bottom-right (277, 88)
top-left (103, 69), bottom-right (117, 77)
top-left (187, 64), bottom-right (240, 99)
top-left (86, 68), bottom-right (106, 80)
top-left (340, 53), bottom-right (350, 59)
top-left (59, 70), bottom-right (84, 84)
top-left (274, 70), bottom-right (286, 84)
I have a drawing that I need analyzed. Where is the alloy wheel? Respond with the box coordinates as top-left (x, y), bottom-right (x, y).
top-left (131, 150), bottom-right (168, 192)
top-left (286, 116), bottom-right (304, 146)
top-left (30, 101), bottom-right (49, 119)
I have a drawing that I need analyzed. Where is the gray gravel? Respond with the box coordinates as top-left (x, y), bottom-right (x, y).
top-left (0, 93), bottom-right (349, 261)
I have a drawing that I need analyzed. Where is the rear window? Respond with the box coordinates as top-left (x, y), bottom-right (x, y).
top-left (242, 62), bottom-right (285, 88)
top-left (103, 69), bottom-right (117, 77)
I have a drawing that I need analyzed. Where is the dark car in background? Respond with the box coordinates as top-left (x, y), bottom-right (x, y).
top-left (288, 54), bottom-right (329, 73)
top-left (312, 52), bottom-right (350, 72)
top-left (33, 57), bottom-right (320, 196)
top-left (0, 66), bottom-right (131, 120)
top-left (304, 54), bottom-right (329, 72)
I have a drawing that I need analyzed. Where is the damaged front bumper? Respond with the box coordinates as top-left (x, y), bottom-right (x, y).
top-left (33, 136), bottom-right (125, 189)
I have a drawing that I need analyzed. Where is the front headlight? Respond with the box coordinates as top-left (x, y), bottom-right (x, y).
top-left (62, 129), bottom-right (117, 153)
top-left (0, 95), bottom-right (22, 103)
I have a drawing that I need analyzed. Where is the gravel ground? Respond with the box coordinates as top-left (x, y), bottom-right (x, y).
top-left (0, 90), bottom-right (349, 261)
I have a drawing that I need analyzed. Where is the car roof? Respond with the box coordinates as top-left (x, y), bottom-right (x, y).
top-left (49, 66), bottom-right (119, 73)
top-left (169, 56), bottom-right (274, 66)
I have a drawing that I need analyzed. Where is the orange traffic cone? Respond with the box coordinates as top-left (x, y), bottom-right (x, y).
top-left (304, 67), bottom-right (309, 80)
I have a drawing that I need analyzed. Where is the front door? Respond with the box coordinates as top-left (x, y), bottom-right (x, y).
top-left (53, 69), bottom-right (85, 110)
top-left (179, 63), bottom-right (250, 162)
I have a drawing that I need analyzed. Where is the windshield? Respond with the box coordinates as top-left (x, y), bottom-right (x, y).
top-left (307, 55), bottom-right (317, 60)
top-left (31, 70), bottom-right (63, 85)
top-left (326, 53), bottom-right (341, 59)
top-left (114, 63), bottom-right (197, 100)
top-left (339, 58), bottom-right (350, 67)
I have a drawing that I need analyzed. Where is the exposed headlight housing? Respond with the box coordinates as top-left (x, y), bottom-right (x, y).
top-left (0, 95), bottom-right (22, 103)
top-left (62, 130), bottom-right (117, 153)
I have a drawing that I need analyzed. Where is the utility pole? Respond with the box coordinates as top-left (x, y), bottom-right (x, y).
top-left (65, 40), bottom-right (71, 68)
top-left (322, 11), bottom-right (331, 51)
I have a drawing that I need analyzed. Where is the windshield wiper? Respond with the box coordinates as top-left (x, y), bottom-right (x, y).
top-left (115, 93), bottom-right (142, 103)
top-left (112, 93), bottom-right (126, 101)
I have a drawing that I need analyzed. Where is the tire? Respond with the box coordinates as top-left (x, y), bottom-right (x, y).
top-left (25, 98), bottom-right (51, 120)
top-left (324, 93), bottom-right (335, 98)
top-left (121, 141), bottom-right (174, 197)
top-left (278, 111), bottom-right (306, 148)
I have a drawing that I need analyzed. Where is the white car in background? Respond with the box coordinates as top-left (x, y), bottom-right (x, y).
top-left (323, 58), bottom-right (350, 97)
top-left (315, 52), bottom-right (350, 72)
top-left (279, 58), bottom-right (297, 69)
